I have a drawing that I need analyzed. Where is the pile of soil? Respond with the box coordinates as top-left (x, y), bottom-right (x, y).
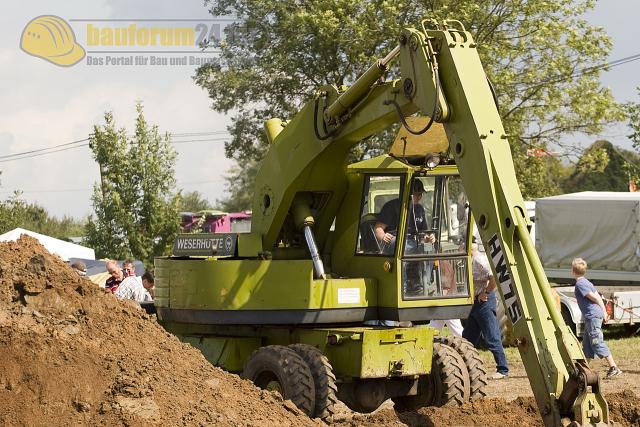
top-left (607, 390), bottom-right (640, 426)
top-left (0, 236), bottom-right (318, 426)
top-left (332, 397), bottom-right (542, 427)
top-left (1, 236), bottom-right (638, 426)
top-left (336, 393), bottom-right (640, 427)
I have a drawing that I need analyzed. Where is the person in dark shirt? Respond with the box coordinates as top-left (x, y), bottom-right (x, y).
top-left (573, 258), bottom-right (621, 379)
top-left (374, 178), bottom-right (435, 254)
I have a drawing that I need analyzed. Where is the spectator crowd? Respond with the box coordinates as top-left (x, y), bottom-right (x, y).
top-left (71, 258), bottom-right (155, 313)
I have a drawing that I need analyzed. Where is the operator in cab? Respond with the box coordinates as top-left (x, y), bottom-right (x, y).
top-left (373, 178), bottom-right (436, 255)
top-left (374, 178), bottom-right (437, 297)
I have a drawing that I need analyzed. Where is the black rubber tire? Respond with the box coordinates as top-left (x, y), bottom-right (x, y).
top-left (242, 345), bottom-right (315, 416)
top-left (289, 344), bottom-right (339, 421)
top-left (434, 336), bottom-right (488, 401)
top-left (393, 342), bottom-right (469, 411)
top-left (343, 380), bottom-right (387, 414)
top-left (431, 343), bottom-right (470, 406)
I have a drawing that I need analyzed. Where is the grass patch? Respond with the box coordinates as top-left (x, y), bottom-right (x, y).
top-left (478, 346), bottom-right (521, 369)
top-left (604, 325), bottom-right (640, 359)
top-left (476, 324), bottom-right (639, 367)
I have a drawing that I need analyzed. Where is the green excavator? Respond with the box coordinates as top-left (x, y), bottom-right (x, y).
top-left (155, 20), bottom-right (609, 426)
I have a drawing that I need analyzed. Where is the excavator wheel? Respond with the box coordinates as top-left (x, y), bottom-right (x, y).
top-left (393, 342), bottom-right (469, 412)
top-left (434, 335), bottom-right (488, 400)
top-left (242, 345), bottom-right (315, 416)
top-left (289, 344), bottom-right (339, 421)
top-left (429, 343), bottom-right (470, 406)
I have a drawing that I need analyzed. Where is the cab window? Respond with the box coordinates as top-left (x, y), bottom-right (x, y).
top-left (356, 175), bottom-right (403, 255)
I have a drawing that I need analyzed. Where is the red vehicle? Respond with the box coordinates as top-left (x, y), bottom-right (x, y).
top-left (180, 210), bottom-right (252, 233)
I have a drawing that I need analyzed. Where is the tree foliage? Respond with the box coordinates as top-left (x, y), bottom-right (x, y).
top-left (562, 140), bottom-right (640, 192)
top-left (627, 87), bottom-right (640, 151)
top-left (216, 158), bottom-right (259, 211)
top-left (0, 192), bottom-right (84, 238)
top-left (624, 87), bottom-right (640, 186)
top-left (85, 103), bottom-right (181, 266)
top-left (512, 153), bottom-right (568, 199)
top-left (180, 191), bottom-right (212, 212)
top-left (196, 0), bottom-right (622, 201)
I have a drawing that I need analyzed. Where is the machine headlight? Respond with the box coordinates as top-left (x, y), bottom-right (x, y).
top-left (425, 154), bottom-right (441, 169)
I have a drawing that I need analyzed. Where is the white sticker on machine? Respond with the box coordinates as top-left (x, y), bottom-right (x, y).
top-left (338, 288), bottom-right (360, 304)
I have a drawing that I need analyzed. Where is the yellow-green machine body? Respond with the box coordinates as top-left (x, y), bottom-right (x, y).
top-left (156, 20), bottom-right (609, 425)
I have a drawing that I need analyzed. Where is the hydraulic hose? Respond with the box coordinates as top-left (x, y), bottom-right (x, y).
top-left (303, 225), bottom-right (326, 280)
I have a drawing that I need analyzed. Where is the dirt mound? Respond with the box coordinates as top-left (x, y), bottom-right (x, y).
top-left (331, 397), bottom-right (541, 427)
top-left (405, 396), bottom-right (541, 427)
top-left (0, 236), bottom-right (318, 426)
top-left (336, 392), bottom-right (640, 427)
top-left (607, 390), bottom-right (640, 426)
top-left (337, 393), bottom-right (640, 426)
top-left (2, 236), bottom-right (638, 427)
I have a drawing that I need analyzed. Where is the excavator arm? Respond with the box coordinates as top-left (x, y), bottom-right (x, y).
top-left (251, 19), bottom-right (608, 426)
top-left (400, 21), bottom-right (607, 426)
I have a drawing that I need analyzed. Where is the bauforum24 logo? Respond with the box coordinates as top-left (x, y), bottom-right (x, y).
top-left (20, 15), bottom-right (230, 67)
top-left (20, 15), bottom-right (85, 66)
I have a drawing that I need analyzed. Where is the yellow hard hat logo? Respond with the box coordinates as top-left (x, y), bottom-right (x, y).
top-left (20, 15), bottom-right (85, 67)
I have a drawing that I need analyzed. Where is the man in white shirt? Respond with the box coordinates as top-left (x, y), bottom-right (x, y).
top-left (114, 272), bottom-right (152, 303)
top-left (462, 238), bottom-right (509, 379)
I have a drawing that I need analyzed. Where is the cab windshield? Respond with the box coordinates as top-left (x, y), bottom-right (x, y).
top-left (400, 175), bottom-right (470, 300)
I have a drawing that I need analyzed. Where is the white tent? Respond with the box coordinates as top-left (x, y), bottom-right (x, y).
top-left (0, 228), bottom-right (95, 261)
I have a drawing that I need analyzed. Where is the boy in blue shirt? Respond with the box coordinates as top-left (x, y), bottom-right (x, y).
top-left (572, 258), bottom-right (622, 379)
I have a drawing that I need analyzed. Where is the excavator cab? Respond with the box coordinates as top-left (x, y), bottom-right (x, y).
top-left (355, 173), bottom-right (470, 301)
top-left (331, 159), bottom-right (474, 322)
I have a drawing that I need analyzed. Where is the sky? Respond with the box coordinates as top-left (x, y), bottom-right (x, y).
top-left (0, 0), bottom-right (638, 220)
top-left (0, 0), bottom-right (234, 219)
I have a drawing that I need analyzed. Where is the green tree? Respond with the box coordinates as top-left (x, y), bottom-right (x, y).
top-left (216, 159), bottom-right (259, 211)
top-left (0, 191), bottom-right (85, 238)
top-left (85, 103), bottom-right (181, 266)
top-left (627, 87), bottom-right (640, 150)
top-left (0, 192), bottom-right (29, 233)
top-left (562, 140), bottom-right (640, 192)
top-left (180, 191), bottom-right (212, 212)
top-left (196, 0), bottom-right (622, 201)
top-left (625, 87), bottom-right (640, 186)
top-left (513, 153), bottom-right (569, 199)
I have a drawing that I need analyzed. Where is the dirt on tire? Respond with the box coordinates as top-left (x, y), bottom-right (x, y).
top-left (289, 343), bottom-right (339, 421)
top-left (242, 345), bottom-right (316, 416)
